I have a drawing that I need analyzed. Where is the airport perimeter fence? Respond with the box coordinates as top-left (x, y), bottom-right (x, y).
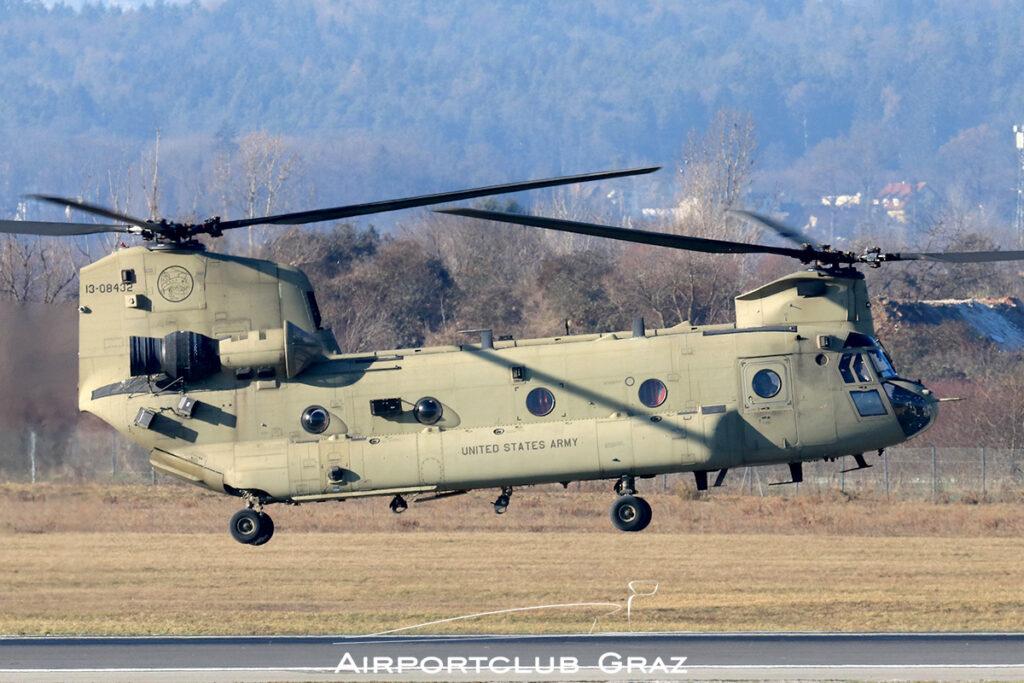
top-left (0, 424), bottom-right (1022, 501)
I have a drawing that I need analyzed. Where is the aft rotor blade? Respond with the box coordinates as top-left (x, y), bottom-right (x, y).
top-left (731, 209), bottom-right (814, 247)
top-left (0, 218), bottom-right (133, 236)
top-left (437, 208), bottom-right (815, 260)
top-left (887, 250), bottom-right (1024, 264)
top-left (27, 194), bottom-right (153, 231)
top-left (217, 166), bottom-right (661, 231)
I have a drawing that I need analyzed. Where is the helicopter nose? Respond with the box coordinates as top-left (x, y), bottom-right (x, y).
top-left (883, 380), bottom-right (938, 438)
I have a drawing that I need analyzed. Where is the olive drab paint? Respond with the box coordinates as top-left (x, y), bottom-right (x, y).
top-left (77, 246), bottom-right (938, 542)
top-left (6, 166), bottom-right (974, 544)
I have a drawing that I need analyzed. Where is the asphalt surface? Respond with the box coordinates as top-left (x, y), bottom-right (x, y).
top-left (2, 632), bottom-right (1024, 682)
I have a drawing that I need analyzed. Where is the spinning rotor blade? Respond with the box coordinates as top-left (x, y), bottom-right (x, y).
top-left (0, 218), bottom-right (133, 236)
top-left (437, 208), bottom-right (815, 261)
top-left (216, 166), bottom-right (660, 231)
top-left (27, 194), bottom-right (153, 231)
top-left (731, 209), bottom-right (815, 247)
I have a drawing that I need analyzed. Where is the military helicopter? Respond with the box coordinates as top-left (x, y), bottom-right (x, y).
top-left (4, 167), bottom-right (1022, 545)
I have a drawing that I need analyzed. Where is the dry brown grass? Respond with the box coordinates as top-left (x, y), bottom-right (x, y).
top-left (2, 483), bottom-right (1024, 636)
top-left (3, 531), bottom-right (1023, 636)
top-left (2, 481), bottom-right (1024, 537)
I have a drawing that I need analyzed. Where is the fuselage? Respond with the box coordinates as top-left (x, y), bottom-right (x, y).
top-left (79, 245), bottom-right (937, 503)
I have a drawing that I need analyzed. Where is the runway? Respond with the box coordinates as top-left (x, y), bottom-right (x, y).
top-left (2, 632), bottom-right (1024, 682)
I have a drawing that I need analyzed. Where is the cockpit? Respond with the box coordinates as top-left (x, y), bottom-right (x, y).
top-left (836, 332), bottom-right (936, 438)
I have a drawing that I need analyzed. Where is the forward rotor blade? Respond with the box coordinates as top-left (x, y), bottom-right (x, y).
top-left (27, 194), bottom-right (152, 231)
top-left (437, 208), bottom-right (815, 260)
top-left (886, 250), bottom-right (1024, 264)
top-left (217, 166), bottom-right (661, 231)
top-left (0, 218), bottom-right (133, 236)
top-left (731, 209), bottom-right (814, 247)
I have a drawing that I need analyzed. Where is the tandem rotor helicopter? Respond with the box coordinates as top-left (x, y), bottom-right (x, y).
top-left (3, 165), bottom-right (1023, 545)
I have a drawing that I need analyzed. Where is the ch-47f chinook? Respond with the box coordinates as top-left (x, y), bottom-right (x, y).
top-left (4, 167), bottom-right (1022, 546)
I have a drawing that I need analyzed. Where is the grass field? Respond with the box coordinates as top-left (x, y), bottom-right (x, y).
top-left (1, 483), bottom-right (1023, 635)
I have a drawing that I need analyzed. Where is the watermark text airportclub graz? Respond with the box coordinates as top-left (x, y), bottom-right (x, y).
top-left (334, 651), bottom-right (688, 676)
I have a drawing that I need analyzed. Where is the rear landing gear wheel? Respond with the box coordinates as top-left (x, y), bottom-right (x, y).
top-left (251, 513), bottom-right (275, 546)
top-left (230, 508), bottom-right (273, 545)
top-left (610, 494), bottom-right (652, 532)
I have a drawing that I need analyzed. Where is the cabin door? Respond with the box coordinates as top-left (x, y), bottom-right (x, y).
top-left (738, 357), bottom-right (799, 457)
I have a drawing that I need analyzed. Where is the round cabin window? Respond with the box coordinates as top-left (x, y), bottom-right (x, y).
top-left (752, 369), bottom-right (782, 399)
top-left (413, 396), bottom-right (443, 425)
top-left (638, 378), bottom-right (667, 407)
top-left (526, 387), bottom-right (555, 416)
top-left (301, 405), bottom-right (330, 434)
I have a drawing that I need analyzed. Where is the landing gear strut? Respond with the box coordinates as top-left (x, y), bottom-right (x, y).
top-left (493, 486), bottom-right (513, 514)
top-left (230, 491), bottom-right (275, 545)
top-left (389, 494), bottom-right (408, 514)
top-left (614, 474), bottom-right (637, 495)
top-left (609, 475), bottom-right (652, 532)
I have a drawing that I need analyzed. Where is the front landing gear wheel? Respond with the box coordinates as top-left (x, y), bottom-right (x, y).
top-left (610, 494), bottom-right (652, 532)
top-left (635, 496), bottom-right (652, 531)
top-left (230, 508), bottom-right (273, 545)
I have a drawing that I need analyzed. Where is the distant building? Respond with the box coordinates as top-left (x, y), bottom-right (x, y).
top-left (641, 197), bottom-right (700, 222)
top-left (821, 192), bottom-right (862, 208)
top-left (874, 181), bottom-right (936, 223)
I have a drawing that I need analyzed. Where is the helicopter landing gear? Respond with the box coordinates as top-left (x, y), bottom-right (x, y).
top-left (493, 486), bottom-right (513, 514)
top-left (614, 473), bottom-right (637, 495)
top-left (609, 494), bottom-right (652, 532)
top-left (229, 508), bottom-right (275, 545)
top-left (610, 474), bottom-right (651, 532)
top-left (389, 494), bottom-right (408, 514)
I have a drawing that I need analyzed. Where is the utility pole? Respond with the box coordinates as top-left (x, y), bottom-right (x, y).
top-left (1014, 125), bottom-right (1024, 247)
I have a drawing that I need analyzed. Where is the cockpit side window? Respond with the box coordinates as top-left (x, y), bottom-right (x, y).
top-left (838, 354), bottom-right (856, 383)
top-left (305, 291), bottom-right (323, 330)
top-left (852, 354), bottom-right (872, 382)
top-left (839, 336), bottom-right (898, 384)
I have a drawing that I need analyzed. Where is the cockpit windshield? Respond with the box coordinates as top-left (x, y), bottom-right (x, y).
top-left (837, 336), bottom-right (899, 384)
top-left (868, 348), bottom-right (897, 379)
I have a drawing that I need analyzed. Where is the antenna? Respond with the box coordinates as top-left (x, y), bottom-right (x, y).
top-left (1014, 125), bottom-right (1024, 247)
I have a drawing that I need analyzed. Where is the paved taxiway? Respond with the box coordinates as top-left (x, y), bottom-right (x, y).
top-left (2, 632), bottom-right (1024, 682)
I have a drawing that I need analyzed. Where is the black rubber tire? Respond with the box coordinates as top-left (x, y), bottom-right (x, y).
top-left (610, 494), bottom-right (648, 532)
top-left (634, 496), bottom-right (653, 532)
top-left (251, 513), bottom-right (275, 546)
top-left (229, 508), bottom-right (264, 544)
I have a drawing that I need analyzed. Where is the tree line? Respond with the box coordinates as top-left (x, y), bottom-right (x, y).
top-left (2, 111), bottom-right (1024, 485)
top-left (2, 0), bottom-right (1024, 231)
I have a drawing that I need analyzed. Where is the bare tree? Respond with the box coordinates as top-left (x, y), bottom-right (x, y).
top-left (208, 131), bottom-right (302, 255)
top-left (679, 109), bottom-right (758, 234)
top-left (0, 235), bottom-right (78, 304)
top-left (237, 131), bottom-right (297, 219)
top-left (609, 111), bottom-right (761, 327)
top-left (142, 129), bottom-right (162, 220)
